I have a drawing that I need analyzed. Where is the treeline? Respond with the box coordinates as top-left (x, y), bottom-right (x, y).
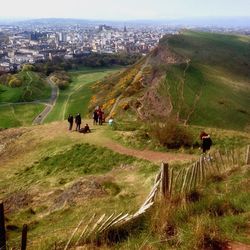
top-left (34, 52), bottom-right (141, 75)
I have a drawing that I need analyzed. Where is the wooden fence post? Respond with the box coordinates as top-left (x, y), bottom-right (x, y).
top-left (246, 145), bottom-right (250, 165)
top-left (0, 202), bottom-right (6, 250)
top-left (21, 224), bottom-right (28, 250)
top-left (161, 163), bottom-right (169, 198)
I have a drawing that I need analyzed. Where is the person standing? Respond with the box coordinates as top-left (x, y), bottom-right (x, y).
top-left (98, 108), bottom-right (103, 125)
top-left (67, 114), bottom-right (74, 130)
top-left (93, 110), bottom-right (98, 125)
top-left (200, 131), bottom-right (212, 154)
top-left (75, 113), bottom-right (82, 131)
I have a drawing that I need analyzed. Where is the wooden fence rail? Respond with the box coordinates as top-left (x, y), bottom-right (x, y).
top-left (2, 145), bottom-right (249, 249)
top-left (67, 146), bottom-right (249, 249)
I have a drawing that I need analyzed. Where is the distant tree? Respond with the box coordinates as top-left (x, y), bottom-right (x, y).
top-left (8, 76), bottom-right (22, 87)
top-left (22, 64), bottom-right (35, 72)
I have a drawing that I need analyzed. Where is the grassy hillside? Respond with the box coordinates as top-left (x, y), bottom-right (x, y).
top-left (0, 103), bottom-right (44, 128)
top-left (116, 164), bottom-right (250, 250)
top-left (0, 71), bottom-right (50, 128)
top-left (0, 123), bottom-right (157, 249)
top-left (0, 71), bottom-right (51, 103)
top-left (91, 31), bottom-right (250, 131)
top-left (164, 31), bottom-right (250, 130)
top-left (0, 121), bottom-right (249, 249)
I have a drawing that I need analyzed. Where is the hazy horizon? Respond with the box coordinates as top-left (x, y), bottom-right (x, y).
top-left (1, 0), bottom-right (250, 21)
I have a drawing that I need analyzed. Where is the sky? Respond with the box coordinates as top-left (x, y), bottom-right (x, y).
top-left (1, 0), bottom-right (250, 20)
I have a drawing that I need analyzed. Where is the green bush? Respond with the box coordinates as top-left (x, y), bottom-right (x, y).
top-left (50, 71), bottom-right (71, 89)
top-left (22, 64), bottom-right (35, 72)
top-left (8, 76), bottom-right (22, 87)
top-left (149, 120), bottom-right (194, 149)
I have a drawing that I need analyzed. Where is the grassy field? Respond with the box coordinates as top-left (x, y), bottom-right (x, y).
top-left (0, 103), bottom-right (45, 128)
top-left (0, 71), bottom-right (50, 128)
top-left (0, 71), bottom-right (51, 103)
top-left (45, 67), bottom-right (122, 123)
top-left (0, 124), bottom-right (157, 249)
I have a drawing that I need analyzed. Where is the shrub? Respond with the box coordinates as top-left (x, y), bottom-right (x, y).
top-left (8, 76), bottom-right (22, 87)
top-left (50, 71), bottom-right (71, 89)
top-left (149, 120), bottom-right (194, 149)
top-left (22, 64), bottom-right (35, 72)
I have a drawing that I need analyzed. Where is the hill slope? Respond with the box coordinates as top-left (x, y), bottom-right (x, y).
top-left (91, 31), bottom-right (250, 131)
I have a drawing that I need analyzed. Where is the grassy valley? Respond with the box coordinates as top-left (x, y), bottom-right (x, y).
top-left (45, 67), bottom-right (121, 123)
top-left (0, 70), bottom-right (51, 128)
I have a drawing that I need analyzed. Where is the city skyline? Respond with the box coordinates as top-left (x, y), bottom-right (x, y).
top-left (1, 0), bottom-right (250, 20)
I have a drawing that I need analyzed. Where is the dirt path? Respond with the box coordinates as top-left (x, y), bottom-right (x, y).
top-left (61, 120), bottom-right (196, 164)
top-left (228, 242), bottom-right (250, 250)
top-left (32, 77), bottom-right (59, 125)
top-left (103, 138), bottom-right (195, 164)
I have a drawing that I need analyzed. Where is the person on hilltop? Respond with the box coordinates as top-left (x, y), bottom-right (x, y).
top-left (108, 117), bottom-right (114, 126)
top-left (200, 131), bottom-right (213, 156)
top-left (93, 109), bottom-right (98, 125)
top-left (79, 123), bottom-right (91, 133)
top-left (75, 113), bottom-right (82, 131)
top-left (67, 114), bottom-right (74, 130)
top-left (98, 107), bottom-right (104, 125)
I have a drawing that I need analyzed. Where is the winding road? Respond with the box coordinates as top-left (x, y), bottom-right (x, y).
top-left (32, 77), bottom-right (59, 125)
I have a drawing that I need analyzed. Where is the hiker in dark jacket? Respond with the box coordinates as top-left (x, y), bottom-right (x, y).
top-left (93, 110), bottom-right (98, 125)
top-left (67, 114), bottom-right (74, 130)
top-left (79, 124), bottom-right (91, 133)
top-left (75, 113), bottom-right (81, 131)
top-left (200, 131), bottom-right (212, 153)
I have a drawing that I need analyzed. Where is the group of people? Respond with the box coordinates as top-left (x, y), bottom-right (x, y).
top-left (67, 113), bottom-right (91, 133)
top-left (93, 107), bottom-right (105, 125)
top-left (68, 112), bottom-right (212, 157)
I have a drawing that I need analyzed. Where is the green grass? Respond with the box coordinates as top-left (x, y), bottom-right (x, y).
top-left (18, 143), bottom-right (151, 181)
top-left (45, 67), bottom-right (121, 122)
top-left (1, 141), bottom-right (157, 249)
top-left (160, 31), bottom-right (250, 131)
top-left (18, 71), bottom-right (51, 101)
top-left (166, 31), bottom-right (250, 78)
top-left (0, 84), bottom-right (23, 103)
top-left (0, 103), bottom-right (45, 128)
top-left (164, 62), bottom-right (250, 130)
top-left (115, 165), bottom-right (250, 250)
top-left (0, 71), bottom-right (51, 128)
top-left (0, 71), bottom-right (51, 103)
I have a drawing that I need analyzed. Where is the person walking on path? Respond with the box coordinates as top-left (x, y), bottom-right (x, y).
top-left (200, 131), bottom-right (213, 158)
top-left (75, 113), bottom-right (82, 131)
top-left (67, 114), bottom-right (74, 130)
